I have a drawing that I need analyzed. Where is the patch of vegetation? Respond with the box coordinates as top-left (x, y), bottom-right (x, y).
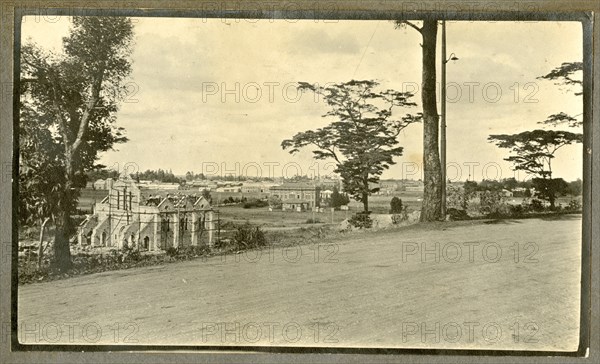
top-left (18, 243), bottom-right (214, 285)
top-left (223, 196), bottom-right (242, 205)
top-left (567, 198), bottom-right (582, 212)
top-left (243, 199), bottom-right (269, 209)
top-left (348, 212), bottom-right (373, 229)
top-left (447, 208), bottom-right (470, 221)
top-left (389, 197), bottom-right (403, 214)
top-left (479, 190), bottom-right (508, 217)
top-left (215, 223), bottom-right (268, 251)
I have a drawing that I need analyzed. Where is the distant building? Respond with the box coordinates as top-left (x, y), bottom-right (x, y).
top-left (373, 181), bottom-right (398, 195)
top-left (215, 184), bottom-right (242, 193)
top-left (404, 180), bottom-right (424, 192)
top-left (132, 180), bottom-right (180, 190)
top-left (92, 178), bottom-right (113, 190)
top-left (270, 182), bottom-right (321, 212)
top-left (78, 175), bottom-right (214, 251)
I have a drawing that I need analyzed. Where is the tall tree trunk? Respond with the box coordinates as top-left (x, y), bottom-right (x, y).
top-left (53, 209), bottom-right (73, 271)
top-left (362, 176), bottom-right (369, 213)
top-left (419, 19), bottom-right (442, 222)
top-left (52, 161), bottom-right (74, 271)
top-left (362, 192), bottom-right (369, 213)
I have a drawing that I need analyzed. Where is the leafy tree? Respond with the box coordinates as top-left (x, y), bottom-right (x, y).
top-left (477, 179), bottom-right (502, 192)
top-left (329, 186), bottom-right (350, 209)
top-left (201, 189), bottom-right (212, 203)
top-left (282, 80), bottom-right (421, 213)
top-left (184, 171), bottom-right (205, 181)
top-left (133, 169), bottom-right (181, 183)
top-left (85, 167), bottom-right (119, 183)
top-left (532, 178), bottom-right (568, 208)
top-left (18, 102), bottom-right (66, 226)
top-left (268, 195), bottom-right (282, 209)
top-left (488, 130), bottom-right (582, 208)
top-left (502, 177), bottom-right (518, 191)
top-left (463, 180), bottom-right (478, 199)
top-left (394, 20), bottom-right (442, 221)
top-left (566, 178), bottom-right (582, 196)
top-left (20, 17), bottom-right (134, 270)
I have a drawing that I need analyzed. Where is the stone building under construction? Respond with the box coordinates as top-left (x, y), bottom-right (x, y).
top-left (78, 175), bottom-right (214, 251)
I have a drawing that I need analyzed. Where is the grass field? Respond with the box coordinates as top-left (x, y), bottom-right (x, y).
top-left (216, 192), bottom-right (424, 229)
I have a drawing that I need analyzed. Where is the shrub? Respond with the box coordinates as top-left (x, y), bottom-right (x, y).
top-left (529, 199), bottom-right (545, 212)
top-left (391, 205), bottom-right (409, 224)
top-left (447, 185), bottom-right (469, 210)
top-left (348, 212), bottom-right (373, 229)
top-left (121, 244), bottom-right (142, 262)
top-left (567, 199), bottom-right (582, 212)
top-left (447, 208), bottom-right (470, 221)
top-left (330, 186), bottom-right (350, 209)
top-left (306, 218), bottom-right (321, 224)
top-left (165, 246), bottom-right (178, 258)
top-left (389, 197), bottom-right (403, 214)
top-left (390, 213), bottom-right (404, 224)
top-left (479, 190), bottom-right (507, 217)
top-left (233, 223), bottom-right (267, 248)
top-left (268, 195), bottom-right (282, 209)
top-left (174, 245), bottom-right (210, 259)
top-left (509, 204), bottom-right (526, 217)
top-left (243, 199), bottom-right (269, 209)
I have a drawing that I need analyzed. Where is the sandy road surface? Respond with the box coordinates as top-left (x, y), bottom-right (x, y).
top-left (18, 215), bottom-right (582, 351)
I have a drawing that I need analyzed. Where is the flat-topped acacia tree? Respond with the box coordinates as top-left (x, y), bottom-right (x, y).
top-left (488, 61), bottom-right (584, 209)
top-left (281, 80), bottom-right (421, 214)
top-left (488, 129), bottom-right (582, 209)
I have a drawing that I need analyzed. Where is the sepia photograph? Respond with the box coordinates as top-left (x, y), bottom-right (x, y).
top-left (7, 4), bottom-right (593, 358)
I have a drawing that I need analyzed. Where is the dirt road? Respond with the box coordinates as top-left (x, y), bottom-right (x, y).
top-left (18, 215), bottom-right (582, 351)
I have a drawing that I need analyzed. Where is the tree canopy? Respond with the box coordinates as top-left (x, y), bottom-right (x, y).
top-left (488, 130), bottom-right (582, 179)
top-left (282, 80), bottom-right (421, 212)
top-left (538, 61), bottom-right (583, 96)
top-left (488, 129), bottom-right (582, 209)
top-left (538, 62), bottom-right (583, 127)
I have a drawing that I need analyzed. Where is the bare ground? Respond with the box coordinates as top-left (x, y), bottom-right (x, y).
top-left (17, 215), bottom-right (582, 351)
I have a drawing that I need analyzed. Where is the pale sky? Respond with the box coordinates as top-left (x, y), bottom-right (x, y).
top-left (21, 17), bottom-right (583, 182)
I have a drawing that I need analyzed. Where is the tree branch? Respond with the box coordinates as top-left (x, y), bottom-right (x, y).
top-left (402, 21), bottom-right (422, 33)
top-left (72, 64), bottom-right (105, 154)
